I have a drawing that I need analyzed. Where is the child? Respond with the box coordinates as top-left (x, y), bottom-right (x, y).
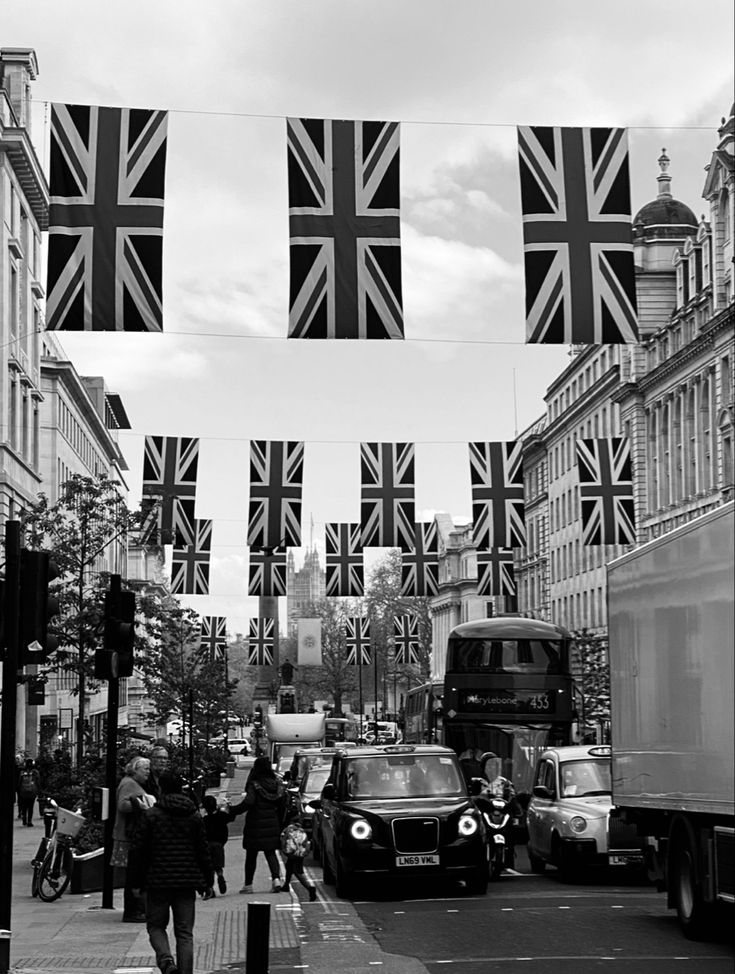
top-left (280, 811), bottom-right (317, 901)
top-left (201, 794), bottom-right (234, 895)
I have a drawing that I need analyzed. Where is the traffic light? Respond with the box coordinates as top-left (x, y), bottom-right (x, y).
top-left (95, 587), bottom-right (136, 679)
top-left (19, 550), bottom-right (60, 666)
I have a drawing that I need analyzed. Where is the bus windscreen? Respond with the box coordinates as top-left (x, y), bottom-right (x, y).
top-left (447, 639), bottom-right (564, 675)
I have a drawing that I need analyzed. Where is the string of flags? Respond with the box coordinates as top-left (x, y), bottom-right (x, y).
top-left (45, 100), bottom-right (641, 344)
top-left (140, 434), bottom-right (634, 596)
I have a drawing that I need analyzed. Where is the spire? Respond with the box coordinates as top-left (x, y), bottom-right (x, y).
top-left (657, 148), bottom-right (672, 198)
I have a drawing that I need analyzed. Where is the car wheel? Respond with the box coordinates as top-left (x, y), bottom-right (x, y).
top-left (553, 837), bottom-right (580, 884)
top-left (321, 844), bottom-right (335, 885)
top-left (335, 854), bottom-right (354, 899)
top-left (465, 866), bottom-right (489, 895)
top-left (528, 849), bottom-right (547, 873)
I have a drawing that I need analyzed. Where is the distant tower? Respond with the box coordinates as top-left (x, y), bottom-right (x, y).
top-left (286, 546), bottom-right (326, 635)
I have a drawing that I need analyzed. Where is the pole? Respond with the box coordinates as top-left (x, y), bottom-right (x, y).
top-left (101, 574), bottom-right (121, 910)
top-left (245, 901), bottom-right (270, 973)
top-left (357, 660), bottom-right (363, 741)
top-left (188, 687), bottom-right (195, 787)
top-left (0, 522), bottom-right (21, 974)
top-left (373, 645), bottom-right (379, 743)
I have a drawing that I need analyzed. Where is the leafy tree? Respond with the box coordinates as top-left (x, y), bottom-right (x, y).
top-left (571, 629), bottom-right (611, 742)
top-left (22, 475), bottom-right (143, 767)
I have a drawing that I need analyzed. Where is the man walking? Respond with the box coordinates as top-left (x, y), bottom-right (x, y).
top-left (131, 771), bottom-right (214, 974)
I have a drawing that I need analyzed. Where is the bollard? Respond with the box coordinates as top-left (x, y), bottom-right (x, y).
top-left (246, 901), bottom-right (270, 973)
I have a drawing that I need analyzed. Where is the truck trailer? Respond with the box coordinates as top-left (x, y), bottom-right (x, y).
top-left (265, 713), bottom-right (326, 772)
top-left (608, 502), bottom-right (734, 938)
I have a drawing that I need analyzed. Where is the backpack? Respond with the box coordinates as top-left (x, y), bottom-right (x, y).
top-left (18, 770), bottom-right (38, 797)
top-left (282, 824), bottom-right (309, 858)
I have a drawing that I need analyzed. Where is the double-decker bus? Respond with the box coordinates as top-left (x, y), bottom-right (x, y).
top-left (402, 680), bottom-right (444, 744)
top-left (442, 617), bottom-right (575, 804)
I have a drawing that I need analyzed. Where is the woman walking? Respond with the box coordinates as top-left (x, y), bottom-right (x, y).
top-left (229, 756), bottom-right (286, 893)
top-left (112, 756), bottom-right (153, 922)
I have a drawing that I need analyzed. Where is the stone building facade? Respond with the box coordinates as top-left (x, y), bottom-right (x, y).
top-left (431, 106), bottom-right (734, 680)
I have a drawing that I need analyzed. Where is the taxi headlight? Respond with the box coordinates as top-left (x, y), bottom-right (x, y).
top-left (350, 818), bottom-right (372, 841)
top-left (304, 801), bottom-right (317, 813)
top-left (458, 813), bottom-right (479, 836)
top-left (569, 816), bottom-right (587, 834)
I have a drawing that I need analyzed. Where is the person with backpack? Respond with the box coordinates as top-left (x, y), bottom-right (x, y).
top-left (17, 759), bottom-right (40, 827)
top-left (280, 810), bottom-right (317, 902)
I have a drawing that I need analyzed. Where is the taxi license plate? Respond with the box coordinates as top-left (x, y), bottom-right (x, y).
top-left (609, 855), bottom-right (629, 865)
top-left (396, 854), bottom-right (440, 867)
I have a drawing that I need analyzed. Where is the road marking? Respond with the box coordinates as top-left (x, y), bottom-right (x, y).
top-left (501, 907), bottom-right (514, 911)
top-left (611, 905), bottom-right (624, 908)
top-left (447, 909), bottom-right (459, 913)
top-left (394, 910), bottom-right (405, 914)
top-left (558, 905), bottom-right (571, 909)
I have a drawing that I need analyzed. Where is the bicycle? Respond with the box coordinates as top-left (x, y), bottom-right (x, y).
top-left (30, 799), bottom-right (85, 902)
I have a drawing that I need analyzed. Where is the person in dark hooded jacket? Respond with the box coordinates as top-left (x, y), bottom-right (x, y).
top-left (130, 772), bottom-right (214, 974)
top-left (229, 755), bottom-right (286, 893)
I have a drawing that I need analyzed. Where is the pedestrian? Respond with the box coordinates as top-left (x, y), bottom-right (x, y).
top-left (16, 758), bottom-right (40, 827)
top-left (146, 745), bottom-right (170, 800)
top-left (200, 794), bottom-right (236, 895)
top-left (111, 755), bottom-right (153, 922)
top-left (130, 771), bottom-right (214, 974)
top-left (280, 810), bottom-right (317, 901)
top-left (229, 755), bottom-right (287, 893)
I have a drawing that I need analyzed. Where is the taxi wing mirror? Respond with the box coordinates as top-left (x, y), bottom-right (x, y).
top-left (468, 777), bottom-right (485, 796)
top-left (321, 783), bottom-right (335, 801)
top-left (533, 785), bottom-right (554, 800)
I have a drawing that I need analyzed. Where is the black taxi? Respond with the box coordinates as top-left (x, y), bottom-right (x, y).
top-left (314, 744), bottom-right (488, 897)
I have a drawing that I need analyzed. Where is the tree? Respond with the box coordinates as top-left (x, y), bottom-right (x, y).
top-left (135, 598), bottom-right (236, 740)
top-left (571, 629), bottom-right (611, 743)
top-left (22, 475), bottom-right (143, 767)
top-left (364, 549), bottom-right (433, 718)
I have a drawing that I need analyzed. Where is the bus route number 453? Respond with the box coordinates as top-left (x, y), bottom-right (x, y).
top-left (528, 694), bottom-right (550, 710)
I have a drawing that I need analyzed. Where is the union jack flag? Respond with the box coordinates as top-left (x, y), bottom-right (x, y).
top-left (360, 443), bottom-right (416, 550)
top-left (140, 496), bottom-right (196, 547)
top-left (345, 616), bottom-right (371, 666)
top-left (248, 618), bottom-right (274, 666)
top-left (170, 519), bottom-right (212, 594)
top-left (325, 523), bottom-right (364, 597)
top-left (518, 126), bottom-right (638, 344)
top-left (47, 103), bottom-right (168, 331)
top-left (576, 438), bottom-right (636, 545)
top-left (394, 615), bottom-right (420, 666)
top-left (287, 117), bottom-right (403, 340)
top-left (470, 441), bottom-right (526, 549)
top-left (142, 436), bottom-right (199, 538)
top-left (476, 548), bottom-right (516, 597)
top-left (400, 522), bottom-right (439, 597)
top-left (200, 616), bottom-right (227, 661)
top-left (247, 441), bottom-right (304, 549)
top-left (248, 547), bottom-right (288, 597)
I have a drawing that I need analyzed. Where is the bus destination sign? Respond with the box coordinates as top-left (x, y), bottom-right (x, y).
top-left (457, 689), bottom-right (557, 715)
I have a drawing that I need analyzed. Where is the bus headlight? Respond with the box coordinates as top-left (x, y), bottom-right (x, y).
top-left (350, 818), bottom-right (372, 841)
top-left (569, 816), bottom-right (587, 834)
top-left (458, 813), bottom-right (479, 836)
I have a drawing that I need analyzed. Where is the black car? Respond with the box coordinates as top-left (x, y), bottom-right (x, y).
top-left (292, 765), bottom-right (333, 836)
top-left (315, 744), bottom-right (488, 898)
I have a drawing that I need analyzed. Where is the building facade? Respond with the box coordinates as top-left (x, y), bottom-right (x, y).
top-left (286, 546), bottom-right (326, 635)
top-left (431, 106), bottom-right (734, 681)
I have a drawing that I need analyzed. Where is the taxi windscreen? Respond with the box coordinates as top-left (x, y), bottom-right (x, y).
top-left (345, 754), bottom-right (465, 799)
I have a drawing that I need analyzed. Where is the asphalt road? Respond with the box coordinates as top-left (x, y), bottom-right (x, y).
top-left (321, 848), bottom-right (735, 974)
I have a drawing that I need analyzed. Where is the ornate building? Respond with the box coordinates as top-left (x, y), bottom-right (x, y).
top-left (286, 545), bottom-right (326, 635)
top-left (432, 107), bottom-right (734, 679)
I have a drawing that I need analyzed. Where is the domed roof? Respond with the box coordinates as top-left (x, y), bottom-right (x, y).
top-left (633, 196), bottom-right (698, 229)
top-left (633, 149), bottom-right (698, 238)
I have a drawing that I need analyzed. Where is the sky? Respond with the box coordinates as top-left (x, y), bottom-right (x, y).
top-left (4, 0), bottom-right (733, 634)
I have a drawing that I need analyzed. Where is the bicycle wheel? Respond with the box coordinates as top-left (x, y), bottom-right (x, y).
top-left (37, 844), bottom-right (73, 902)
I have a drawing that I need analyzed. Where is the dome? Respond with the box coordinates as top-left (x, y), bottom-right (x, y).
top-left (633, 196), bottom-right (698, 229)
top-left (632, 149), bottom-right (698, 240)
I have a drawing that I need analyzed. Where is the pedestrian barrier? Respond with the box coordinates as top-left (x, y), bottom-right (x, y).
top-left (246, 901), bottom-right (270, 973)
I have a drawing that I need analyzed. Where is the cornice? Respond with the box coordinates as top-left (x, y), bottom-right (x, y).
top-left (0, 120), bottom-right (49, 230)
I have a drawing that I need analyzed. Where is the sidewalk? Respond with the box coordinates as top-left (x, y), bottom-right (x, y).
top-left (8, 768), bottom-right (428, 974)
